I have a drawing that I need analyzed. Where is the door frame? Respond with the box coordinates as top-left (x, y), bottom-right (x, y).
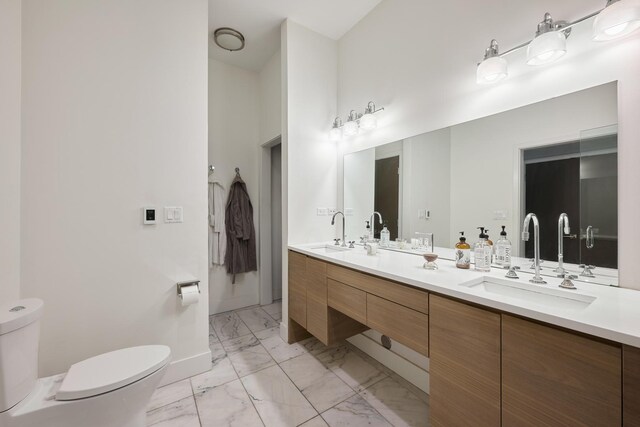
top-left (259, 135), bottom-right (282, 306)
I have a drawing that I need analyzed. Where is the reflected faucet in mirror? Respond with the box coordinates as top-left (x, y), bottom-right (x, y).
top-left (555, 213), bottom-right (570, 277)
top-left (522, 213), bottom-right (547, 284)
top-left (331, 211), bottom-right (347, 247)
top-left (369, 211), bottom-right (383, 241)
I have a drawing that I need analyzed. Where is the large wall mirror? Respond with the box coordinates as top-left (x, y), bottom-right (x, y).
top-left (343, 82), bottom-right (618, 286)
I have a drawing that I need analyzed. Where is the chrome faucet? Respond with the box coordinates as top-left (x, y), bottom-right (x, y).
top-left (554, 213), bottom-right (570, 276)
top-left (522, 213), bottom-right (546, 284)
top-left (331, 211), bottom-right (347, 247)
top-left (368, 211), bottom-right (383, 241)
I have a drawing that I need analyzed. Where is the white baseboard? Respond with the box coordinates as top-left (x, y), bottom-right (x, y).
top-left (347, 334), bottom-right (430, 394)
top-left (159, 350), bottom-right (211, 387)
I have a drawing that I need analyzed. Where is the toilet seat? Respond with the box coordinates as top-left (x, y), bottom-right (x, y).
top-left (56, 345), bottom-right (171, 401)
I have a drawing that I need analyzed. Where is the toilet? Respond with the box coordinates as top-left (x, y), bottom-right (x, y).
top-left (0, 298), bottom-right (171, 427)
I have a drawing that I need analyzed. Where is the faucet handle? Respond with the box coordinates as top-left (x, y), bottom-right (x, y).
top-left (348, 241), bottom-right (355, 249)
top-left (529, 258), bottom-right (544, 269)
top-left (505, 266), bottom-right (520, 279)
top-left (559, 273), bottom-right (577, 290)
top-left (333, 238), bottom-right (341, 246)
top-left (579, 264), bottom-right (596, 277)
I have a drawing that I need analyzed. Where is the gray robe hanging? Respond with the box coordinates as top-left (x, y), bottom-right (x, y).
top-left (224, 174), bottom-right (257, 283)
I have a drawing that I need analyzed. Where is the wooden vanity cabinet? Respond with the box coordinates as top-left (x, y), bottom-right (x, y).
top-left (502, 315), bottom-right (622, 427)
top-left (429, 295), bottom-right (502, 427)
top-left (623, 345), bottom-right (640, 427)
top-left (288, 251), bottom-right (307, 328)
top-left (306, 257), bottom-right (328, 343)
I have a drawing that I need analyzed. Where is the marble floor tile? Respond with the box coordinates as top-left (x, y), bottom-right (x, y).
top-left (360, 377), bottom-right (429, 427)
top-left (237, 307), bottom-right (278, 333)
top-left (210, 311), bottom-right (252, 341)
top-left (300, 416), bottom-right (329, 427)
top-left (241, 364), bottom-right (317, 427)
top-left (255, 326), bottom-right (307, 363)
top-left (299, 336), bottom-right (340, 356)
top-left (261, 301), bottom-right (282, 321)
top-left (223, 334), bottom-right (276, 377)
top-left (195, 378), bottom-right (263, 427)
top-left (147, 379), bottom-right (193, 412)
top-left (321, 395), bottom-right (392, 427)
top-left (316, 347), bottom-right (387, 393)
top-left (209, 320), bottom-right (220, 345)
top-left (209, 340), bottom-right (227, 366)
top-left (280, 353), bottom-right (354, 413)
top-left (146, 395), bottom-right (200, 427)
top-left (190, 356), bottom-right (238, 395)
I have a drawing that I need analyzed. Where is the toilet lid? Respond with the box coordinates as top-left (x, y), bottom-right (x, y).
top-left (56, 345), bottom-right (171, 401)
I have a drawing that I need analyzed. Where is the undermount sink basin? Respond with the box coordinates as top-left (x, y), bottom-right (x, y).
top-left (460, 277), bottom-right (596, 311)
top-left (308, 244), bottom-right (351, 254)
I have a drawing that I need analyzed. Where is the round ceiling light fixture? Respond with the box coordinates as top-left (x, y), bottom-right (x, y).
top-left (212, 27), bottom-right (245, 52)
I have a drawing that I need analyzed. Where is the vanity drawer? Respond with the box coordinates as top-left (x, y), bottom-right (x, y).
top-left (366, 294), bottom-right (429, 357)
top-left (327, 264), bottom-right (428, 314)
top-left (328, 279), bottom-right (367, 324)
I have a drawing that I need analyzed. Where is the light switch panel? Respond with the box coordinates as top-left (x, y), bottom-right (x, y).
top-left (164, 207), bottom-right (184, 223)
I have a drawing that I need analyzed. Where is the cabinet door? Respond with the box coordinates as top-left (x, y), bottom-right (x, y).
top-left (429, 295), bottom-right (501, 427)
top-left (288, 251), bottom-right (307, 328)
top-left (624, 345), bottom-right (640, 427)
top-left (502, 315), bottom-right (621, 427)
top-left (306, 257), bottom-right (328, 344)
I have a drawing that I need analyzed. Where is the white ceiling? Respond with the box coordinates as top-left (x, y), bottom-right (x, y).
top-left (208, 0), bottom-right (382, 72)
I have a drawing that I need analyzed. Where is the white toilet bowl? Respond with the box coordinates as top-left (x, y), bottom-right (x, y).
top-left (0, 299), bottom-right (171, 427)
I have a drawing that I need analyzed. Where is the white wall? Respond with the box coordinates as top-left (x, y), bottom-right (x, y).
top-left (208, 58), bottom-right (260, 313)
top-left (20, 0), bottom-right (210, 380)
top-left (0, 0), bottom-right (22, 304)
top-left (259, 50), bottom-right (282, 144)
top-left (281, 19), bottom-right (338, 328)
top-left (338, 0), bottom-right (640, 289)
top-left (449, 83), bottom-right (617, 248)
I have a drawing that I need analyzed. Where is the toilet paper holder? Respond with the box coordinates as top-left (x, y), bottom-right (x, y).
top-left (177, 280), bottom-right (200, 297)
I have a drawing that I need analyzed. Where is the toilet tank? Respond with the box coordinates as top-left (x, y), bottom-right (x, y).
top-left (0, 298), bottom-right (44, 412)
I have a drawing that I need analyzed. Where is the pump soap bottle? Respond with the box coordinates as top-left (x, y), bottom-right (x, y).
top-left (380, 223), bottom-right (390, 247)
top-left (455, 232), bottom-right (471, 269)
top-left (474, 227), bottom-right (492, 272)
top-left (495, 225), bottom-right (512, 268)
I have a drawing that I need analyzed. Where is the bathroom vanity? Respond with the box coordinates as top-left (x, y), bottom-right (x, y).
top-left (287, 244), bottom-right (640, 427)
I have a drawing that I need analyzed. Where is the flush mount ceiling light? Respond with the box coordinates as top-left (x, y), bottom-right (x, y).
top-left (527, 13), bottom-right (568, 66)
top-left (212, 27), bottom-right (245, 52)
top-left (328, 101), bottom-right (385, 141)
top-left (477, 40), bottom-right (508, 84)
top-left (593, 0), bottom-right (640, 41)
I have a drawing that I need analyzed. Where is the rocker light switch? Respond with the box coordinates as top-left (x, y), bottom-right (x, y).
top-left (165, 207), bottom-right (184, 223)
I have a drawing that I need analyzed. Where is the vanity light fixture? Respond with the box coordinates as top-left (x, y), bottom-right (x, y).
top-left (477, 40), bottom-right (509, 84)
top-left (329, 117), bottom-right (343, 141)
top-left (359, 101), bottom-right (381, 130)
top-left (593, 0), bottom-right (640, 41)
top-left (329, 101), bottom-right (385, 141)
top-left (343, 111), bottom-right (360, 137)
top-left (527, 13), bottom-right (568, 66)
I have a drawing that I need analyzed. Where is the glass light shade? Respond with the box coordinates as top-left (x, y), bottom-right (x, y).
top-left (329, 126), bottom-right (342, 141)
top-left (359, 112), bottom-right (377, 130)
top-left (593, 0), bottom-right (640, 41)
top-left (476, 56), bottom-right (508, 84)
top-left (343, 120), bottom-right (359, 137)
top-left (526, 31), bottom-right (567, 66)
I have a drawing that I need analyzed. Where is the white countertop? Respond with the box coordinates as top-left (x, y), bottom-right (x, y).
top-left (289, 242), bottom-right (640, 348)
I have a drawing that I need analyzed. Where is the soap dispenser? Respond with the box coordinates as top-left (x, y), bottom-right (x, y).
top-left (380, 223), bottom-right (390, 247)
top-left (495, 225), bottom-right (512, 268)
top-left (455, 232), bottom-right (471, 269)
top-left (474, 227), bottom-right (492, 272)
top-left (364, 220), bottom-right (371, 242)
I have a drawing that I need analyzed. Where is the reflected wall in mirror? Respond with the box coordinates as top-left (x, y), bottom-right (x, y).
top-left (343, 82), bottom-right (618, 278)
